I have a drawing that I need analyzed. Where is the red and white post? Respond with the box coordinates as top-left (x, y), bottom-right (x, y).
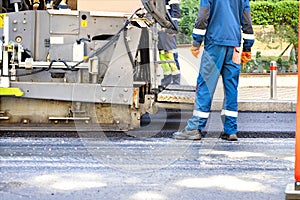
top-left (270, 61), bottom-right (277, 99)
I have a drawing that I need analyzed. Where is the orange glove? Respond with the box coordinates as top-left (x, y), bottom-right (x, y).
top-left (241, 52), bottom-right (252, 64)
top-left (190, 46), bottom-right (200, 58)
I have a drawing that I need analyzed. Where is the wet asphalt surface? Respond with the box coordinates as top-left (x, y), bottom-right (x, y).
top-left (0, 111), bottom-right (296, 200)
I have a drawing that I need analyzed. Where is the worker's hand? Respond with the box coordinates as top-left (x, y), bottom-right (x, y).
top-left (242, 37), bottom-right (254, 65)
top-left (241, 52), bottom-right (252, 64)
top-left (190, 46), bottom-right (200, 58)
top-left (191, 32), bottom-right (203, 58)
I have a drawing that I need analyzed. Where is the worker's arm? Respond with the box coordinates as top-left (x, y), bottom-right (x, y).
top-left (168, 0), bottom-right (181, 22)
top-left (165, 0), bottom-right (181, 34)
top-left (241, 0), bottom-right (255, 64)
top-left (190, 0), bottom-right (210, 57)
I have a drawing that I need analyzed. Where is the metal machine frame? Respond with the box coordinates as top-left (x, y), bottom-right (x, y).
top-left (0, 0), bottom-right (177, 131)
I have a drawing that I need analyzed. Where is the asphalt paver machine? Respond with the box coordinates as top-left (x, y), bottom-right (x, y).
top-left (0, 0), bottom-right (191, 132)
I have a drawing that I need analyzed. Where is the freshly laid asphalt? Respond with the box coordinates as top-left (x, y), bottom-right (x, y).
top-left (0, 136), bottom-right (295, 200)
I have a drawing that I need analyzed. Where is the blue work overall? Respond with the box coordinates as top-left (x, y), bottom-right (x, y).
top-left (185, 42), bottom-right (240, 135)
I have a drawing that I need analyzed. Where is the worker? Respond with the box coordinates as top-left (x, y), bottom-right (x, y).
top-left (173, 0), bottom-right (254, 141)
top-left (167, 0), bottom-right (181, 85)
top-left (158, 0), bottom-right (181, 87)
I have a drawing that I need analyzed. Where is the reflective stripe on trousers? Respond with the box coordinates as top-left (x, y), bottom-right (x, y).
top-left (185, 43), bottom-right (240, 134)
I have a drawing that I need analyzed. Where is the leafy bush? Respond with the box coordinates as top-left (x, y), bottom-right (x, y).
top-left (179, 0), bottom-right (298, 46)
top-left (177, 0), bottom-right (199, 44)
top-left (249, 1), bottom-right (298, 72)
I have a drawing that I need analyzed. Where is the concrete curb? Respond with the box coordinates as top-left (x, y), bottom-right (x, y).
top-left (211, 99), bottom-right (296, 112)
top-left (158, 99), bottom-right (296, 112)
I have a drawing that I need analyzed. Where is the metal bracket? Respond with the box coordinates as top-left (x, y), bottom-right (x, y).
top-left (143, 94), bottom-right (157, 114)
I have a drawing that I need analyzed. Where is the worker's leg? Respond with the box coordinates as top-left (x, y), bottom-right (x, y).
top-left (221, 46), bottom-right (241, 135)
top-left (159, 50), bottom-right (172, 87)
top-left (165, 51), bottom-right (179, 75)
top-left (159, 50), bottom-right (171, 75)
top-left (172, 51), bottom-right (181, 85)
top-left (185, 44), bottom-right (227, 131)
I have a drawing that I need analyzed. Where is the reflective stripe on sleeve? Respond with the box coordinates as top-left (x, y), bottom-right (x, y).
top-left (172, 18), bottom-right (180, 21)
top-left (221, 109), bottom-right (238, 118)
top-left (193, 28), bottom-right (206, 35)
top-left (193, 110), bottom-right (210, 118)
top-left (169, 0), bottom-right (180, 5)
top-left (243, 33), bottom-right (255, 40)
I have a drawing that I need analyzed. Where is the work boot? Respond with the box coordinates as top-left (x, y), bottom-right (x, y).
top-left (220, 133), bottom-right (238, 141)
top-left (173, 129), bottom-right (201, 140)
